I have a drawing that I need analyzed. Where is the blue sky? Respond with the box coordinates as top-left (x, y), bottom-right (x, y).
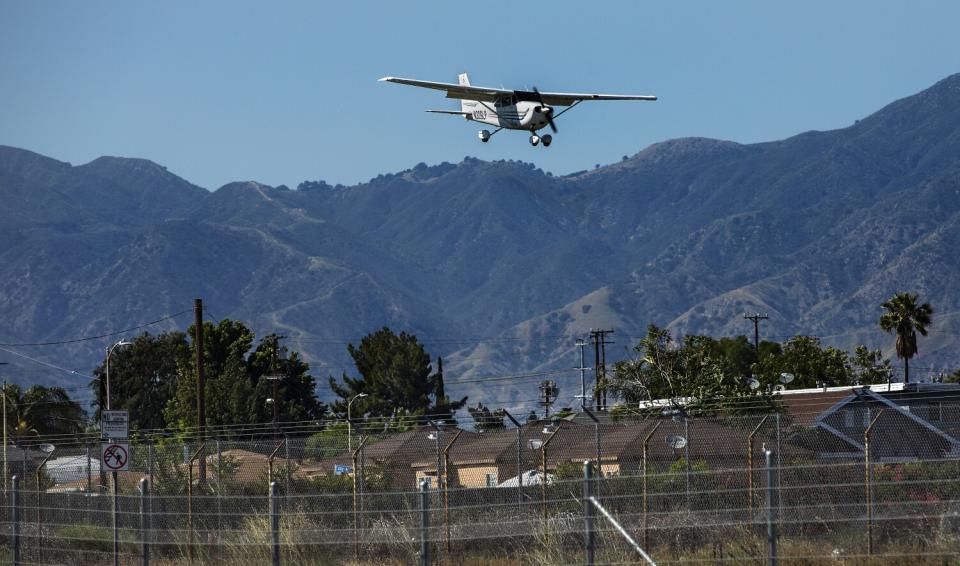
top-left (1, 1), bottom-right (958, 190)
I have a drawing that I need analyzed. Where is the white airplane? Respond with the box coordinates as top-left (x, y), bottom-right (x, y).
top-left (379, 73), bottom-right (657, 147)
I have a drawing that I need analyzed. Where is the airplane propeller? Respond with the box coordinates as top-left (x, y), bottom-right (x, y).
top-left (532, 87), bottom-right (558, 133)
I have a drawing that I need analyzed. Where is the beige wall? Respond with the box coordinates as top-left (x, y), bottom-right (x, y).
top-left (599, 462), bottom-right (621, 477)
top-left (455, 465), bottom-right (499, 488)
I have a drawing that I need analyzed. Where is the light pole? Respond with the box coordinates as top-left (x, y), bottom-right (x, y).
top-left (105, 339), bottom-right (132, 412)
top-left (347, 393), bottom-right (368, 453)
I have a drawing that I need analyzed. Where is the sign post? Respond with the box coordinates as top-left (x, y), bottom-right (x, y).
top-left (102, 443), bottom-right (130, 473)
top-left (100, 410), bottom-right (128, 566)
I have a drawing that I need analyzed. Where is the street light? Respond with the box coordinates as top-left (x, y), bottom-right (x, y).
top-left (105, 339), bottom-right (132, 411)
top-left (347, 393), bottom-right (368, 453)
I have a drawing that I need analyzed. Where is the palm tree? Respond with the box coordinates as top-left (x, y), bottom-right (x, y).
top-left (879, 292), bottom-right (933, 384)
top-left (2, 383), bottom-right (85, 443)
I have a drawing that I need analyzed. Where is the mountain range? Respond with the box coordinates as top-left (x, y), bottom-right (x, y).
top-left (2, 73), bottom-right (960, 410)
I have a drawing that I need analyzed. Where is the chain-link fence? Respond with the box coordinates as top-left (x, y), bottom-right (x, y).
top-left (2, 411), bottom-right (960, 564)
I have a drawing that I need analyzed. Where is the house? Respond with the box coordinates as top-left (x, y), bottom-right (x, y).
top-left (781, 383), bottom-right (960, 461)
top-left (301, 426), bottom-right (443, 489)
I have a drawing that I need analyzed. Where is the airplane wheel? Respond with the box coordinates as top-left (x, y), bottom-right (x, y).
top-left (541, 135), bottom-right (552, 147)
top-left (530, 135), bottom-right (540, 146)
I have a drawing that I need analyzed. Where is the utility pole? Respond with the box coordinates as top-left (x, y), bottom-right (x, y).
top-left (590, 329), bottom-right (614, 411)
top-left (574, 339), bottom-right (592, 409)
top-left (194, 298), bottom-right (206, 488)
top-left (744, 313), bottom-right (769, 353)
top-left (539, 380), bottom-right (558, 419)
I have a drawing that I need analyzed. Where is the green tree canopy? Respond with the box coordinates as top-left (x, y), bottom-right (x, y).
top-left (851, 345), bottom-right (893, 385)
top-left (2, 383), bottom-right (85, 442)
top-left (329, 327), bottom-right (466, 425)
top-left (467, 402), bottom-right (506, 432)
top-left (879, 291), bottom-right (933, 384)
top-left (164, 321), bottom-right (326, 436)
top-left (610, 325), bottom-right (776, 416)
top-left (90, 331), bottom-right (190, 431)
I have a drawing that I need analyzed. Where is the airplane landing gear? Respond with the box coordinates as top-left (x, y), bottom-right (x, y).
top-left (530, 134), bottom-right (551, 147)
top-left (479, 129), bottom-right (491, 143)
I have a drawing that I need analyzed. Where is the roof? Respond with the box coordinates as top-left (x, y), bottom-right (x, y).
top-left (302, 426), bottom-right (442, 476)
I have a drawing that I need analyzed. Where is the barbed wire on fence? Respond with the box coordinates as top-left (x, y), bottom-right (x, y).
top-left (1, 411), bottom-right (959, 565)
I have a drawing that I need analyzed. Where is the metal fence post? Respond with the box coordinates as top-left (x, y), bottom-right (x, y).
top-left (270, 481), bottom-right (280, 566)
top-left (766, 450), bottom-right (777, 566)
top-left (748, 416), bottom-right (769, 518)
top-left (684, 418), bottom-right (691, 511)
top-left (284, 434), bottom-right (291, 497)
top-left (865, 409), bottom-right (884, 556)
top-left (583, 461), bottom-right (595, 566)
top-left (352, 436), bottom-right (367, 563)
top-left (443, 429), bottom-right (463, 556)
top-left (113, 470), bottom-right (120, 566)
top-left (516, 426), bottom-right (522, 511)
top-left (420, 478), bottom-right (430, 566)
top-left (86, 445), bottom-right (93, 495)
top-left (642, 420), bottom-right (661, 551)
top-left (140, 477), bottom-right (150, 566)
top-left (12, 475), bottom-right (20, 566)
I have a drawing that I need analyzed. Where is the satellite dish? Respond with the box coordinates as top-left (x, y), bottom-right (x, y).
top-left (527, 439), bottom-right (544, 450)
top-left (780, 373), bottom-right (795, 384)
top-left (39, 443), bottom-right (55, 454)
top-left (665, 435), bottom-right (687, 449)
top-left (748, 378), bottom-right (761, 391)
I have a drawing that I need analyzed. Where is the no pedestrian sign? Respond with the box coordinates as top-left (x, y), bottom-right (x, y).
top-left (101, 443), bottom-right (130, 472)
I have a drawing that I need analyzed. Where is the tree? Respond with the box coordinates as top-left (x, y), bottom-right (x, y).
top-left (467, 402), bottom-right (506, 431)
top-left (164, 321), bottom-right (326, 436)
top-left (879, 292), bottom-right (933, 384)
top-left (329, 327), bottom-right (466, 425)
top-left (610, 325), bottom-right (775, 416)
top-left (90, 331), bottom-right (190, 431)
top-left (2, 383), bottom-right (85, 441)
top-left (753, 336), bottom-right (854, 389)
top-left (851, 345), bottom-right (893, 385)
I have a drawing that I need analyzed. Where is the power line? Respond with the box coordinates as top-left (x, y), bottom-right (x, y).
top-left (0, 308), bottom-right (193, 347)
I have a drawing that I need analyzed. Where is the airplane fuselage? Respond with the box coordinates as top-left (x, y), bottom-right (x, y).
top-left (461, 98), bottom-right (553, 132)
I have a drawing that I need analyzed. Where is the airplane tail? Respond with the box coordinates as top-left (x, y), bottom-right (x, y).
top-left (459, 73), bottom-right (471, 113)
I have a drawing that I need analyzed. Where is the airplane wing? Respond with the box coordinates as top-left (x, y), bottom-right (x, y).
top-left (379, 76), bottom-right (510, 102)
top-left (380, 76), bottom-right (657, 106)
top-left (535, 91), bottom-right (657, 106)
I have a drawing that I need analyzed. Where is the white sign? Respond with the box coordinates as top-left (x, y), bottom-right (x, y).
top-left (101, 443), bottom-right (130, 472)
top-left (101, 410), bottom-right (129, 439)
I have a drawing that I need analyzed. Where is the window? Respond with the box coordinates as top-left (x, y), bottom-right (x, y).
top-left (485, 473), bottom-right (497, 488)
